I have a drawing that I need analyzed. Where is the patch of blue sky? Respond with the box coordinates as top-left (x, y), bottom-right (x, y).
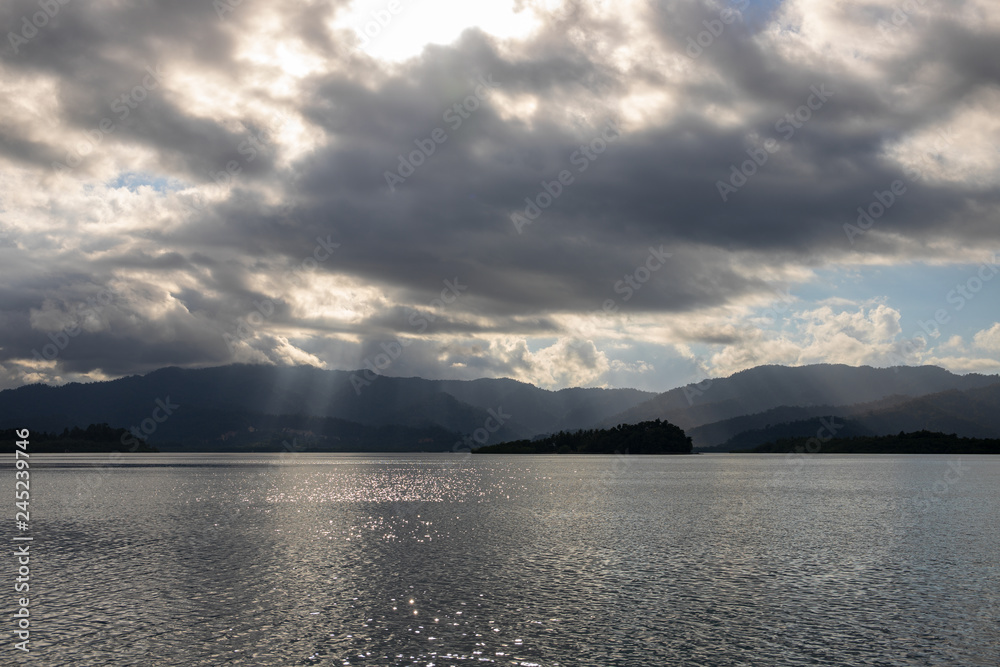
top-left (108, 172), bottom-right (181, 193)
top-left (741, 0), bottom-right (783, 25)
top-left (801, 263), bottom-right (1000, 346)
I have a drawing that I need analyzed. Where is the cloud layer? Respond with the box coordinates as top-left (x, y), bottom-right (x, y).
top-left (1, 0), bottom-right (999, 391)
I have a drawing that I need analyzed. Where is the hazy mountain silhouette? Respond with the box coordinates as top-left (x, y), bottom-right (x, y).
top-left (603, 364), bottom-right (999, 433)
top-left (703, 382), bottom-right (1000, 451)
top-left (3, 363), bottom-right (997, 452)
top-left (687, 394), bottom-right (920, 449)
top-left (847, 382), bottom-right (1000, 438)
top-left (0, 364), bottom-right (653, 450)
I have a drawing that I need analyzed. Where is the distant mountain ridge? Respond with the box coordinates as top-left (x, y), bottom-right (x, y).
top-left (688, 394), bottom-right (932, 449)
top-left (0, 364), bottom-right (654, 450)
top-left (603, 364), bottom-right (1000, 436)
top-left (2, 363), bottom-right (998, 452)
top-left (695, 380), bottom-right (1000, 451)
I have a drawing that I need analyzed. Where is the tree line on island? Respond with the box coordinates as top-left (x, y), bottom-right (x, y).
top-left (1, 425), bottom-right (158, 453)
top-left (747, 430), bottom-right (1000, 454)
top-left (10, 421), bottom-right (996, 455)
top-left (5, 422), bottom-right (998, 456)
top-left (472, 421), bottom-right (1000, 456)
top-left (473, 419), bottom-right (694, 454)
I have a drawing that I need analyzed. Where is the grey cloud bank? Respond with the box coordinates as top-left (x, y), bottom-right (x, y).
top-left (0, 0), bottom-right (999, 390)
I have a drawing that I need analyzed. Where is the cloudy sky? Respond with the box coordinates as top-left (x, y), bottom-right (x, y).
top-left (1, 0), bottom-right (999, 393)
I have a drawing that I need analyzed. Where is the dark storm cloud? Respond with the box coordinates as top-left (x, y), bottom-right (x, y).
top-left (275, 17), bottom-right (998, 317)
top-left (0, 125), bottom-right (64, 169)
top-left (0, 0), bottom-right (289, 181)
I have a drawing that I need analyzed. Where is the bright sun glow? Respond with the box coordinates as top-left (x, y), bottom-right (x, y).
top-left (334, 0), bottom-right (539, 62)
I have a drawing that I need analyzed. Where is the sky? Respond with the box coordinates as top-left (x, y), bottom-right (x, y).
top-left (1, 0), bottom-right (999, 393)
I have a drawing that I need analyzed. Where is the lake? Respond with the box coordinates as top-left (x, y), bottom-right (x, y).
top-left (3, 453), bottom-right (998, 665)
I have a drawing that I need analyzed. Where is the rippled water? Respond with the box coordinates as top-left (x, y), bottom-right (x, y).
top-left (3, 453), bottom-right (998, 666)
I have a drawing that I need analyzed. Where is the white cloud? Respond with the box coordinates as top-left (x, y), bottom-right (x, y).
top-left (922, 355), bottom-right (1000, 375)
top-left (701, 304), bottom-right (915, 377)
top-left (973, 323), bottom-right (1000, 352)
top-left (484, 337), bottom-right (611, 388)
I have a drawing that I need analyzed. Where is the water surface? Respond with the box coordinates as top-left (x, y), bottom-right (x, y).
top-left (3, 453), bottom-right (998, 665)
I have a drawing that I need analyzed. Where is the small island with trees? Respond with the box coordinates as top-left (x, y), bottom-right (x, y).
top-left (473, 419), bottom-right (693, 454)
top-left (2, 424), bottom-right (158, 453)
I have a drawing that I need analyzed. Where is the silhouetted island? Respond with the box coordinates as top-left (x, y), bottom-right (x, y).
top-left (748, 430), bottom-right (1000, 454)
top-left (473, 419), bottom-right (693, 454)
top-left (2, 424), bottom-right (158, 453)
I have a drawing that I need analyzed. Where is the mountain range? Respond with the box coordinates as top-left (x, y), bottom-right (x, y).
top-left (0, 364), bottom-right (652, 451)
top-left (1, 363), bottom-right (998, 451)
top-left (709, 382), bottom-right (1000, 452)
